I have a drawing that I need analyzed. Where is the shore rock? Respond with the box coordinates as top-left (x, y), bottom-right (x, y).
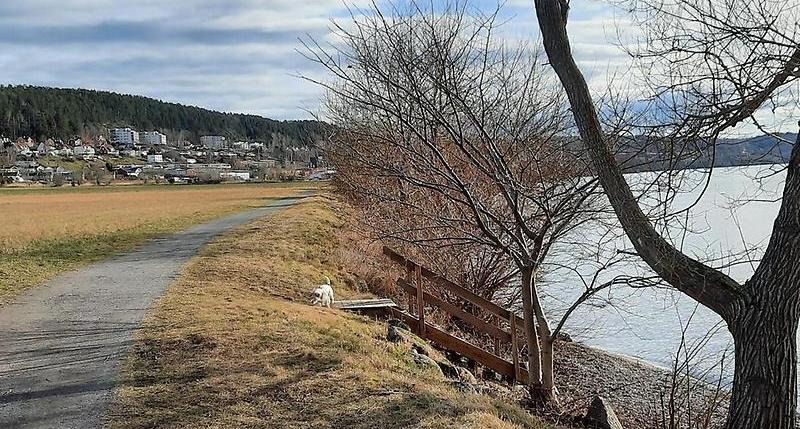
top-left (411, 347), bottom-right (444, 376)
top-left (388, 318), bottom-right (411, 331)
top-left (387, 325), bottom-right (403, 343)
top-left (586, 396), bottom-right (624, 429)
top-left (455, 366), bottom-right (477, 384)
top-left (555, 331), bottom-right (573, 342)
top-left (550, 341), bottom-right (728, 428)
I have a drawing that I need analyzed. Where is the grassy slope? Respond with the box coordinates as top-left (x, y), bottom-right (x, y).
top-left (0, 183), bottom-right (311, 303)
top-left (110, 196), bottom-right (549, 429)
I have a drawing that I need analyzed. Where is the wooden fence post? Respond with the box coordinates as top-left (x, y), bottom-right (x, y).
top-left (415, 265), bottom-right (425, 337)
top-left (405, 265), bottom-right (415, 317)
top-left (493, 314), bottom-right (501, 355)
top-left (510, 316), bottom-right (519, 384)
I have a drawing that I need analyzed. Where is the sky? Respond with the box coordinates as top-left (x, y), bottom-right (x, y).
top-left (0, 0), bottom-right (634, 121)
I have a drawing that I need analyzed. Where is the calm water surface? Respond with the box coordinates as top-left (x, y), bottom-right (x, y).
top-left (541, 164), bottom-right (787, 382)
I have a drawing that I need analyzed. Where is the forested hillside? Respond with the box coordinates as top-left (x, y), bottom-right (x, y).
top-left (0, 85), bottom-right (327, 145)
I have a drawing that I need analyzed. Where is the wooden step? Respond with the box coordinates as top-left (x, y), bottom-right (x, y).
top-left (334, 298), bottom-right (397, 310)
top-left (334, 298), bottom-right (398, 318)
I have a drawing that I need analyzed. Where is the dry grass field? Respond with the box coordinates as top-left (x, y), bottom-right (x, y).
top-left (0, 183), bottom-right (307, 251)
top-left (109, 196), bottom-right (548, 429)
top-left (0, 182), bottom-right (312, 302)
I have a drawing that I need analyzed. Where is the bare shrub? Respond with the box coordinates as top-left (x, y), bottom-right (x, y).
top-left (303, 0), bottom-right (624, 405)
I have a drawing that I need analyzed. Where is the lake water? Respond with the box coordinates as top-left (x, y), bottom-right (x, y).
top-left (541, 164), bottom-right (787, 383)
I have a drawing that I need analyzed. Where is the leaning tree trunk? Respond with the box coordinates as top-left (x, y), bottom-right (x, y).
top-left (726, 294), bottom-right (799, 429)
top-left (725, 278), bottom-right (800, 429)
top-left (725, 136), bottom-right (800, 429)
top-left (725, 198), bottom-right (800, 429)
top-left (533, 0), bottom-right (800, 425)
top-left (520, 265), bottom-right (544, 398)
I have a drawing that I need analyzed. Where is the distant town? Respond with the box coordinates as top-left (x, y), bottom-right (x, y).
top-left (0, 127), bottom-right (334, 186)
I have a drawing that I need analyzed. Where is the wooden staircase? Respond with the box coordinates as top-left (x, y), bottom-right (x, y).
top-left (383, 247), bottom-right (529, 383)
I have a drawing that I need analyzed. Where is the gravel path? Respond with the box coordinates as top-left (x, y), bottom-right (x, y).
top-left (0, 193), bottom-right (312, 429)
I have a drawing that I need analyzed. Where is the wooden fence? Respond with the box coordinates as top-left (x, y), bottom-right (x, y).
top-left (383, 246), bottom-right (528, 383)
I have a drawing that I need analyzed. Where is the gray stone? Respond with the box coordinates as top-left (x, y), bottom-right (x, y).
top-left (437, 359), bottom-right (460, 379)
top-left (388, 318), bottom-right (411, 331)
top-left (455, 366), bottom-right (477, 384)
top-left (412, 342), bottom-right (433, 357)
top-left (586, 396), bottom-right (624, 429)
top-left (436, 360), bottom-right (477, 384)
top-left (387, 324), bottom-right (403, 343)
top-left (411, 348), bottom-right (443, 376)
top-left (511, 384), bottom-right (529, 398)
top-left (481, 368), bottom-right (498, 381)
top-left (449, 380), bottom-right (478, 394)
top-left (556, 331), bottom-right (573, 342)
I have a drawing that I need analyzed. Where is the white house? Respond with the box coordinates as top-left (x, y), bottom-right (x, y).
top-left (220, 170), bottom-right (250, 181)
top-left (0, 167), bottom-right (23, 183)
top-left (141, 131), bottom-right (167, 146)
top-left (110, 128), bottom-right (140, 146)
top-left (37, 139), bottom-right (55, 156)
top-left (117, 165), bottom-right (143, 179)
top-left (73, 145), bottom-right (96, 159)
top-left (147, 154), bottom-right (164, 164)
top-left (96, 143), bottom-right (118, 156)
top-left (232, 141), bottom-right (251, 150)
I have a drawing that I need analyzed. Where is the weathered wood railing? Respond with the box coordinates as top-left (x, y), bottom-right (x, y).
top-left (383, 246), bottom-right (528, 383)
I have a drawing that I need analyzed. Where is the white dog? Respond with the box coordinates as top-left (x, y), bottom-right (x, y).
top-left (311, 276), bottom-right (335, 308)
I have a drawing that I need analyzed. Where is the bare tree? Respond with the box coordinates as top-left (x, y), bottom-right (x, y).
top-left (303, 0), bottom-right (630, 406)
top-left (533, 0), bottom-right (800, 426)
top-left (86, 163), bottom-right (109, 186)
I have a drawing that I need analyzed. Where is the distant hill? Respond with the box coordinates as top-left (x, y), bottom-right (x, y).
top-left (0, 85), bottom-right (328, 146)
top-left (616, 133), bottom-right (797, 172)
top-left (714, 133), bottom-right (796, 166)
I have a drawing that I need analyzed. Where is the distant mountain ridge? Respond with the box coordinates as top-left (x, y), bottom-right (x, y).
top-left (713, 133), bottom-right (797, 167)
top-left (616, 133), bottom-right (797, 172)
top-left (0, 85), bottom-right (327, 146)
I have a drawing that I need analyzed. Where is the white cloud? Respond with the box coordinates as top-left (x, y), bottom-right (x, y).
top-left (0, 0), bottom-right (357, 119)
top-left (6, 0), bottom-right (788, 135)
top-left (0, 0), bottom-right (640, 120)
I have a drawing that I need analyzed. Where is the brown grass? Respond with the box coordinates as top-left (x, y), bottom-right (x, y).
top-left (109, 195), bottom-right (549, 429)
top-left (0, 183), bottom-right (307, 252)
top-left (0, 182), bottom-right (313, 303)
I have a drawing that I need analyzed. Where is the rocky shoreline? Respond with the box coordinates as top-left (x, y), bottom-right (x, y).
top-left (550, 340), bottom-right (728, 428)
top-left (386, 315), bottom-right (730, 428)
